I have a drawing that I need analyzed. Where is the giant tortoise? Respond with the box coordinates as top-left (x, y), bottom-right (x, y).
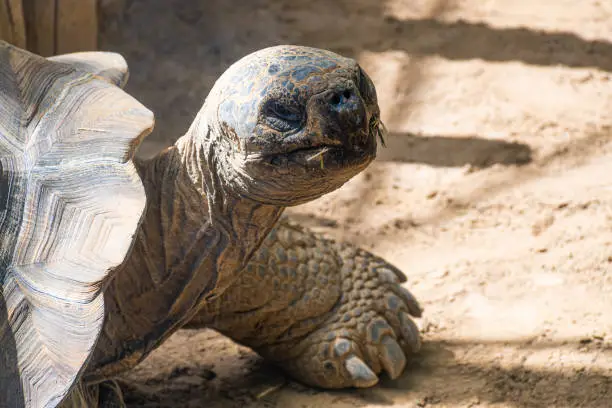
top-left (0, 42), bottom-right (422, 407)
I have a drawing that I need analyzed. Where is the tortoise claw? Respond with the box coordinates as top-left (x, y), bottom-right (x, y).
top-left (379, 336), bottom-right (406, 380)
top-left (376, 261), bottom-right (408, 283)
top-left (344, 355), bottom-right (379, 387)
top-left (398, 286), bottom-right (423, 317)
top-left (400, 311), bottom-right (422, 353)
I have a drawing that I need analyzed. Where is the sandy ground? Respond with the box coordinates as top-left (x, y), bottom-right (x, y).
top-left (98, 0), bottom-right (612, 406)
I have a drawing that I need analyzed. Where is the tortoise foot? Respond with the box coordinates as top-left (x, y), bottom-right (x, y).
top-left (272, 251), bottom-right (423, 389)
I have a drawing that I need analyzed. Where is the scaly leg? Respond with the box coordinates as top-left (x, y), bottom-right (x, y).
top-left (186, 217), bottom-right (422, 388)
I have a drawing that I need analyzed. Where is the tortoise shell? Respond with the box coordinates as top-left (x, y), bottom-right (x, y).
top-left (0, 41), bottom-right (153, 407)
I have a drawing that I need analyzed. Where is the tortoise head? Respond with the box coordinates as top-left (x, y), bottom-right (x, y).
top-left (191, 45), bottom-right (384, 206)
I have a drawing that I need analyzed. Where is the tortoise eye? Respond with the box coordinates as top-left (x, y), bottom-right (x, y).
top-left (264, 100), bottom-right (303, 132)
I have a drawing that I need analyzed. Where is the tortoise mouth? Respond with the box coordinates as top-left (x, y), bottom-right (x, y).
top-left (235, 128), bottom-right (378, 206)
top-left (267, 137), bottom-right (375, 170)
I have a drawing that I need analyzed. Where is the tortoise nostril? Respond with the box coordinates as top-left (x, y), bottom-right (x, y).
top-left (328, 88), bottom-right (354, 107)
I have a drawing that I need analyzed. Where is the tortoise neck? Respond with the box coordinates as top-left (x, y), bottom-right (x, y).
top-left (86, 137), bottom-right (284, 380)
top-left (136, 136), bottom-right (284, 302)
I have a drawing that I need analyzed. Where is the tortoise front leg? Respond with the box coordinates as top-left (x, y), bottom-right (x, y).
top-left (186, 218), bottom-right (422, 389)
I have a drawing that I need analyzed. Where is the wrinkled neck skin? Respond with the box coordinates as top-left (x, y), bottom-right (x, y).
top-left (85, 118), bottom-right (283, 381)
top-left (148, 123), bottom-right (285, 302)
